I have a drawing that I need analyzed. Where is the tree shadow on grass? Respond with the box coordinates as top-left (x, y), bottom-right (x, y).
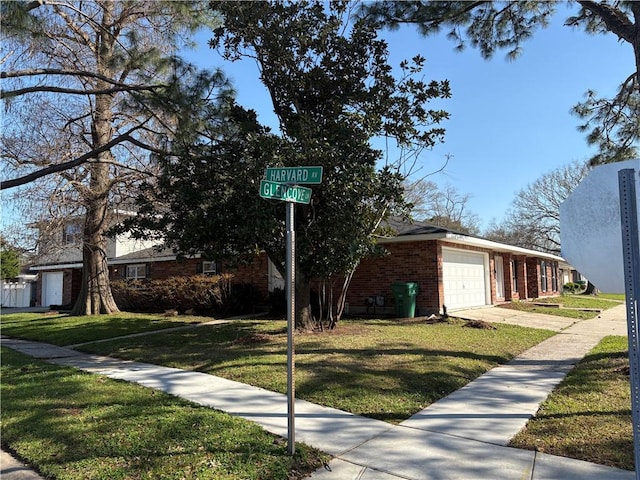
top-left (1, 348), bottom-right (320, 479)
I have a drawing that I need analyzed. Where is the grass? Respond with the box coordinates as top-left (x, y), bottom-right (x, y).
top-left (1, 347), bottom-right (326, 480)
top-left (0, 311), bottom-right (203, 346)
top-left (2, 309), bottom-right (632, 472)
top-left (533, 295), bottom-right (624, 309)
top-left (498, 295), bottom-right (623, 320)
top-left (74, 317), bottom-right (553, 423)
top-left (2, 312), bottom-right (554, 423)
top-left (596, 293), bottom-right (626, 302)
top-left (509, 336), bottom-right (632, 471)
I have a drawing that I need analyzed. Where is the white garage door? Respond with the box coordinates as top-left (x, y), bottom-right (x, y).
top-left (442, 249), bottom-right (488, 310)
top-left (42, 272), bottom-right (63, 306)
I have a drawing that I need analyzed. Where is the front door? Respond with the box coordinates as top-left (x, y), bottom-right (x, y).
top-left (495, 256), bottom-right (505, 299)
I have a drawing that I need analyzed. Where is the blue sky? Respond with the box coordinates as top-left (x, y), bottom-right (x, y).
top-left (1, 4), bottom-right (630, 238)
top-left (184, 4), bottom-right (633, 230)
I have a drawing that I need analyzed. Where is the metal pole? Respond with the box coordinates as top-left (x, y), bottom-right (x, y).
top-left (285, 199), bottom-right (296, 455)
top-left (618, 168), bottom-right (640, 479)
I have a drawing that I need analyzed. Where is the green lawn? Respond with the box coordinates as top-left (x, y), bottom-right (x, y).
top-left (533, 295), bottom-right (624, 309)
top-left (498, 295), bottom-right (623, 319)
top-left (75, 317), bottom-right (553, 423)
top-left (510, 336), bottom-right (632, 471)
top-left (2, 312), bottom-right (554, 423)
top-left (0, 311), bottom-right (203, 345)
top-left (2, 309), bottom-right (633, 473)
top-left (596, 293), bottom-right (626, 302)
top-left (1, 348), bottom-right (325, 480)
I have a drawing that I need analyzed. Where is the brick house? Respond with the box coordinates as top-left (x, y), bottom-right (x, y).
top-left (32, 244), bottom-right (279, 309)
top-left (31, 216), bottom-right (564, 313)
top-left (344, 220), bottom-right (565, 316)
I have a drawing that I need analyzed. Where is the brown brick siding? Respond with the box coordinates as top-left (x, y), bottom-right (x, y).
top-left (109, 255), bottom-right (271, 299)
top-left (348, 240), bottom-right (561, 314)
top-left (40, 242), bottom-right (562, 311)
top-left (347, 240), bottom-right (440, 314)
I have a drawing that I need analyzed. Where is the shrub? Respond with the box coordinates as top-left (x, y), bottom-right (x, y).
top-left (222, 283), bottom-right (264, 315)
top-left (563, 282), bottom-right (582, 294)
top-left (269, 288), bottom-right (286, 316)
top-left (112, 274), bottom-right (233, 315)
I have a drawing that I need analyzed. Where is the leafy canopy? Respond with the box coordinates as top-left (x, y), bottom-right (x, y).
top-left (129, 1), bottom-right (451, 285)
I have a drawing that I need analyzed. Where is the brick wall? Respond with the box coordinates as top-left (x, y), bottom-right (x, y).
top-left (347, 240), bottom-right (440, 314)
top-left (502, 254), bottom-right (514, 300)
top-left (110, 254), bottom-right (271, 298)
top-left (71, 269), bottom-right (82, 305)
top-left (524, 259), bottom-right (561, 299)
top-left (35, 268), bottom-right (77, 307)
top-left (526, 258), bottom-right (540, 298)
top-left (347, 239), bottom-right (561, 314)
top-left (538, 260), bottom-right (561, 298)
top-left (515, 255), bottom-right (528, 300)
top-left (226, 254), bottom-right (270, 297)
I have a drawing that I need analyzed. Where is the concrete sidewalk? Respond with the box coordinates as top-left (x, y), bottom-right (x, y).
top-left (1, 303), bottom-right (635, 479)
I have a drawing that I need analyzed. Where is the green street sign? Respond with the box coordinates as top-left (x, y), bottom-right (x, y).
top-left (260, 180), bottom-right (312, 204)
top-left (265, 166), bottom-right (323, 185)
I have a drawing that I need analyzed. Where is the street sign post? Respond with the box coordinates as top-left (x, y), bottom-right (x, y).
top-left (259, 166), bottom-right (322, 456)
top-left (560, 159), bottom-right (640, 479)
top-left (265, 166), bottom-right (323, 184)
top-left (260, 180), bottom-right (312, 204)
top-left (619, 168), bottom-right (640, 480)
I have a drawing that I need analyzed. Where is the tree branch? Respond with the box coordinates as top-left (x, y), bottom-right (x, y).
top-left (1, 125), bottom-right (161, 190)
top-left (22, 0), bottom-right (46, 13)
top-left (1, 83), bottom-right (163, 99)
top-left (2, 68), bottom-right (136, 85)
top-left (576, 0), bottom-right (635, 44)
top-left (381, 1), bottom-right (490, 26)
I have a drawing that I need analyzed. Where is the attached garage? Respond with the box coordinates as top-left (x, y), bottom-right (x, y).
top-left (442, 248), bottom-right (490, 310)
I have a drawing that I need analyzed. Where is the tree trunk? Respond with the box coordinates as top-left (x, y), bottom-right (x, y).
top-left (70, 163), bottom-right (120, 315)
top-left (70, 5), bottom-right (119, 316)
top-left (295, 275), bottom-right (314, 330)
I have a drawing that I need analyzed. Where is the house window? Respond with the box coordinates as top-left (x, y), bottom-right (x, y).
top-left (551, 262), bottom-right (558, 291)
top-left (540, 261), bottom-right (548, 292)
top-left (126, 264), bottom-right (146, 280)
top-left (202, 261), bottom-right (217, 274)
top-left (511, 260), bottom-right (518, 292)
top-left (64, 223), bottom-right (82, 244)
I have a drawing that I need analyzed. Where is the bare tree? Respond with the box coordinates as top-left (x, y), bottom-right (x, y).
top-left (1, 1), bottom-right (228, 315)
top-left (405, 179), bottom-right (481, 234)
top-left (484, 160), bottom-right (590, 254)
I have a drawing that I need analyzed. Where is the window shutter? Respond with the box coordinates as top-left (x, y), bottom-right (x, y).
top-left (196, 262), bottom-right (203, 274)
top-left (122, 265), bottom-right (127, 279)
top-left (145, 263), bottom-right (151, 279)
top-left (216, 261), bottom-right (222, 274)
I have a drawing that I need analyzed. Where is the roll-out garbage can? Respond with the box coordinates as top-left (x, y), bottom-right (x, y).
top-left (392, 282), bottom-right (419, 318)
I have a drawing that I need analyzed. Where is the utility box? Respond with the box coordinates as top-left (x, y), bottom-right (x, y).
top-left (392, 282), bottom-right (419, 318)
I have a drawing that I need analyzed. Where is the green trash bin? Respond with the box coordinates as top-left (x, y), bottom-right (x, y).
top-left (392, 282), bottom-right (419, 318)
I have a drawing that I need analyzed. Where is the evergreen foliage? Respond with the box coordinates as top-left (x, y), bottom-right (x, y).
top-left (127, 1), bottom-right (451, 328)
top-left (360, 1), bottom-right (640, 164)
top-left (0, 248), bottom-right (20, 279)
